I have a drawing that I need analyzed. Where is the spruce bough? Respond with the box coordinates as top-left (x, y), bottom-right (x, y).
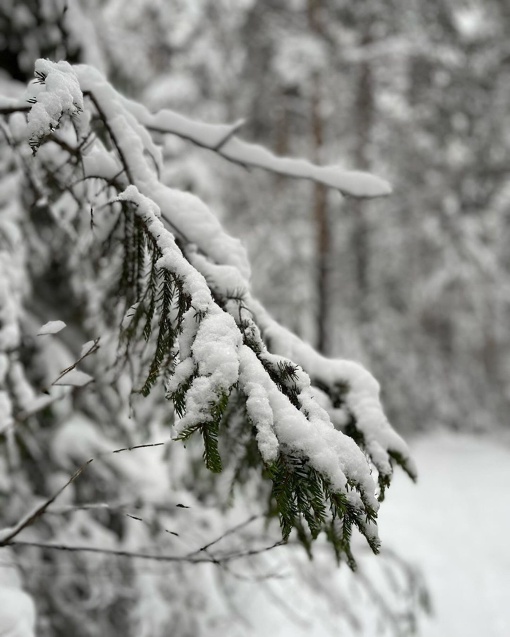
top-left (1, 58), bottom-right (416, 568)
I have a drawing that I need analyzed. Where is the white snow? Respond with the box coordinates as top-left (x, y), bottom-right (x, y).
top-left (0, 551), bottom-right (36, 637)
top-left (192, 313), bottom-right (242, 385)
top-left (274, 33), bottom-right (327, 85)
top-left (117, 186), bottom-right (214, 312)
top-left (374, 432), bottom-right (510, 637)
top-left (188, 250), bottom-right (249, 297)
top-left (116, 186), bottom-right (245, 439)
top-left (17, 61), bottom-right (420, 561)
top-left (238, 345), bottom-right (378, 512)
top-left (0, 96), bottom-right (27, 111)
top-left (81, 143), bottom-right (121, 180)
top-left (142, 106), bottom-right (245, 150)
top-left (115, 185), bottom-right (380, 518)
top-left (51, 414), bottom-right (109, 465)
top-left (0, 588), bottom-right (36, 637)
top-left (37, 320), bottom-right (66, 336)
top-left (25, 60), bottom-right (85, 149)
top-left (248, 296), bottom-right (415, 481)
top-left (165, 357), bottom-right (195, 396)
top-left (243, 380), bottom-right (279, 463)
top-left (80, 340), bottom-right (96, 358)
top-left (30, 61), bottom-right (406, 510)
top-left (7, 361), bottom-right (35, 410)
top-left (220, 141), bottom-right (393, 198)
top-left (173, 313), bottom-right (243, 436)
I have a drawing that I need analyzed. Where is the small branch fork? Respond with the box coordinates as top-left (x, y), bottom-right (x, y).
top-left (46, 337), bottom-right (100, 389)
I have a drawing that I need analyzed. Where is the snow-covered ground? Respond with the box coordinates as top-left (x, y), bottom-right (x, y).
top-left (242, 431), bottom-right (510, 636)
top-left (376, 431), bottom-right (510, 637)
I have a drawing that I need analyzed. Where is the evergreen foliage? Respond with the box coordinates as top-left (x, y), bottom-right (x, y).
top-left (0, 32), bottom-right (430, 632)
top-left (0, 59), bottom-right (416, 571)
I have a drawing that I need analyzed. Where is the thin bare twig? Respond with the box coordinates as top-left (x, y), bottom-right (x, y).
top-left (7, 537), bottom-right (284, 565)
top-left (46, 337), bottom-right (100, 389)
top-left (0, 459), bottom-right (93, 546)
top-left (212, 119), bottom-right (245, 151)
top-left (109, 442), bottom-right (165, 454)
top-left (183, 514), bottom-right (260, 559)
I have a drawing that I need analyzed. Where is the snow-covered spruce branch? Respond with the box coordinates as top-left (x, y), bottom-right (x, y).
top-left (188, 253), bottom-right (417, 495)
top-left (1, 59), bottom-right (415, 565)
top-left (114, 185), bottom-right (382, 560)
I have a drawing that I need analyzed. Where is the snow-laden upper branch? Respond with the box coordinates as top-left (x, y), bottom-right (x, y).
top-left (118, 92), bottom-right (392, 198)
top-left (75, 64), bottom-right (251, 280)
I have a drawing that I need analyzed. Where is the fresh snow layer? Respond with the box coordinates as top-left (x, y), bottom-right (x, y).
top-left (29, 62), bottom-right (407, 505)
top-left (0, 551), bottom-right (36, 637)
top-left (373, 432), bottom-right (510, 637)
top-left (37, 320), bottom-right (66, 335)
top-left (117, 185), bottom-right (378, 510)
top-left (248, 296), bottom-right (415, 480)
top-left (238, 345), bottom-right (378, 514)
top-left (80, 340), bottom-right (97, 358)
top-left (25, 59), bottom-right (85, 149)
top-left (220, 140), bottom-right (392, 198)
top-left (24, 61), bottom-right (408, 543)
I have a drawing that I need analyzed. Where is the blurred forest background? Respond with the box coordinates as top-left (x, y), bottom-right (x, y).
top-left (1, 1), bottom-right (510, 636)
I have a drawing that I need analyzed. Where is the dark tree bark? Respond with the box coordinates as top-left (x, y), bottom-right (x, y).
top-left (308, 0), bottom-right (331, 354)
top-left (351, 28), bottom-right (374, 328)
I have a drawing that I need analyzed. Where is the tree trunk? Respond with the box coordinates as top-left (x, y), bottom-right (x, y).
top-left (351, 29), bottom-right (374, 328)
top-left (308, 0), bottom-right (331, 354)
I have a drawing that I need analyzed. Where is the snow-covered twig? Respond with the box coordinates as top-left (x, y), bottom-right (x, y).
top-left (125, 101), bottom-right (392, 198)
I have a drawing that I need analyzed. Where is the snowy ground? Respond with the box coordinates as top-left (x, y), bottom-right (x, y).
top-left (376, 431), bottom-right (510, 637)
top-left (241, 431), bottom-right (510, 636)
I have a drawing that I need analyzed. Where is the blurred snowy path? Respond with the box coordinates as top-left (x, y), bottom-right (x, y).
top-left (377, 431), bottom-right (510, 637)
top-left (243, 431), bottom-right (510, 637)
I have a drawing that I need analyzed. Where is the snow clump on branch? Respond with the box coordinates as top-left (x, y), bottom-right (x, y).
top-left (25, 59), bottom-right (86, 151)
